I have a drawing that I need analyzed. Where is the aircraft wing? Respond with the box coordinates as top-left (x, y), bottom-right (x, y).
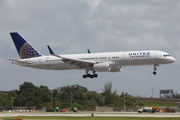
top-left (61, 57), bottom-right (96, 67)
top-left (7, 59), bottom-right (32, 64)
top-left (47, 45), bottom-right (96, 67)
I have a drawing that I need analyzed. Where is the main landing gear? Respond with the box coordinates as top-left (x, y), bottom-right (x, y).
top-left (83, 74), bottom-right (98, 78)
top-left (83, 70), bottom-right (98, 79)
top-left (153, 64), bottom-right (159, 75)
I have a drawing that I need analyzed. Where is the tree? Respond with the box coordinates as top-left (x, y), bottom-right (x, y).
top-left (36, 103), bottom-right (43, 110)
top-left (8, 90), bottom-right (18, 98)
top-left (42, 102), bottom-right (51, 109)
top-left (19, 82), bottom-right (36, 97)
top-left (53, 102), bottom-right (63, 108)
top-left (163, 90), bottom-right (180, 99)
top-left (138, 102), bottom-right (145, 107)
top-left (25, 101), bottom-right (34, 106)
top-left (9, 82), bottom-right (52, 107)
top-left (120, 92), bottom-right (137, 107)
top-left (0, 93), bottom-right (11, 106)
top-left (72, 102), bottom-right (84, 111)
top-left (58, 84), bottom-right (88, 104)
top-left (52, 89), bottom-right (59, 103)
top-left (61, 102), bottom-right (71, 109)
top-left (39, 85), bottom-right (51, 103)
top-left (82, 99), bottom-right (98, 107)
top-left (8, 81), bottom-right (138, 109)
top-left (101, 82), bottom-right (118, 106)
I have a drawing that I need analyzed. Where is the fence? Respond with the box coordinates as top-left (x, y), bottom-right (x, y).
top-left (13, 106), bottom-right (36, 111)
top-left (134, 97), bottom-right (180, 104)
top-left (95, 107), bottom-right (138, 112)
top-left (0, 106), bottom-right (11, 111)
top-left (84, 107), bottom-right (96, 111)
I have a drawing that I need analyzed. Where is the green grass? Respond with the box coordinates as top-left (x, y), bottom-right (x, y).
top-left (0, 116), bottom-right (180, 120)
top-left (143, 102), bottom-right (177, 107)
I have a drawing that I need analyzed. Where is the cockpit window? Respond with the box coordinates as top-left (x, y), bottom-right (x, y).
top-left (163, 54), bottom-right (171, 57)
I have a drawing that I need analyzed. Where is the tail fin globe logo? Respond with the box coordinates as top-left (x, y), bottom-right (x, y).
top-left (20, 43), bottom-right (41, 59)
top-left (10, 32), bottom-right (42, 59)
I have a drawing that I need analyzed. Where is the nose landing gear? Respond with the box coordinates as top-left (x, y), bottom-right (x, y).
top-left (153, 64), bottom-right (159, 75)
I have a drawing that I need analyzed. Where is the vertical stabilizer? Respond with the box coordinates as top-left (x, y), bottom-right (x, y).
top-left (10, 32), bottom-right (42, 59)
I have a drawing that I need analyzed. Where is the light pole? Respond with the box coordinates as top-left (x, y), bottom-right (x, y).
top-left (51, 91), bottom-right (53, 109)
top-left (11, 97), bottom-right (14, 112)
top-left (103, 97), bottom-right (106, 107)
top-left (71, 92), bottom-right (73, 104)
top-left (152, 87), bottom-right (154, 98)
top-left (124, 93), bottom-right (125, 112)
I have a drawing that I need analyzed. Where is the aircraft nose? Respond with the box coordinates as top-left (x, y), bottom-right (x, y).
top-left (170, 57), bottom-right (176, 63)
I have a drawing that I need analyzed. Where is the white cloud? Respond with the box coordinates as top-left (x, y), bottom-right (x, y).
top-left (79, 0), bottom-right (100, 11)
top-left (120, 35), bottom-right (171, 50)
top-left (0, 58), bottom-right (8, 68)
top-left (130, 19), bottom-right (163, 29)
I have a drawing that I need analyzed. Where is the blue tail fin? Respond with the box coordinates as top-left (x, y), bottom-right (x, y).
top-left (10, 32), bottom-right (42, 59)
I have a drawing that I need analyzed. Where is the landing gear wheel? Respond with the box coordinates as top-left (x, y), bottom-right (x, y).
top-left (87, 74), bottom-right (91, 77)
top-left (94, 74), bottom-right (98, 78)
top-left (153, 71), bottom-right (156, 75)
top-left (153, 64), bottom-right (159, 75)
top-left (83, 74), bottom-right (87, 78)
top-left (82, 70), bottom-right (98, 78)
top-left (90, 75), bottom-right (94, 79)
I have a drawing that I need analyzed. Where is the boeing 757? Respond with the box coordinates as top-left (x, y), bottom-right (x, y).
top-left (8, 32), bottom-right (175, 78)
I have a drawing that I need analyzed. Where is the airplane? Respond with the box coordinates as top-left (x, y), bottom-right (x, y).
top-left (8, 32), bottom-right (175, 78)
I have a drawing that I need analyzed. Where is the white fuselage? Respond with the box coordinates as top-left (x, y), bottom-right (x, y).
top-left (13, 50), bottom-right (175, 71)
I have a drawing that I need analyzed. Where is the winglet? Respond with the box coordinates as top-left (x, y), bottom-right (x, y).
top-left (47, 45), bottom-right (55, 55)
top-left (87, 49), bottom-right (91, 53)
top-left (47, 45), bottom-right (62, 58)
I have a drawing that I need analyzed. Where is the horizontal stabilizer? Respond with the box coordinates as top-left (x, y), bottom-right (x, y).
top-left (7, 59), bottom-right (32, 64)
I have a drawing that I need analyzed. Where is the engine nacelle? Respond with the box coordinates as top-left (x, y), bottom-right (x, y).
top-left (93, 63), bottom-right (111, 72)
top-left (110, 66), bottom-right (122, 72)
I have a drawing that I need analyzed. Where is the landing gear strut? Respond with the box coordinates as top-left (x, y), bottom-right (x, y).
top-left (153, 64), bottom-right (159, 75)
top-left (82, 69), bottom-right (98, 79)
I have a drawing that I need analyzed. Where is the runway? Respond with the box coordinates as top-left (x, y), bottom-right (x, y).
top-left (1, 112), bottom-right (180, 118)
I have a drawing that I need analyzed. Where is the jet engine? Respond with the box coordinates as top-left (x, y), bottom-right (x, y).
top-left (92, 63), bottom-right (111, 72)
top-left (110, 66), bottom-right (122, 72)
top-left (92, 63), bottom-right (122, 72)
